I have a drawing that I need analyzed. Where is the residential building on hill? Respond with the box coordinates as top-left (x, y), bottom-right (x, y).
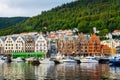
top-left (112, 30), bottom-right (120, 35)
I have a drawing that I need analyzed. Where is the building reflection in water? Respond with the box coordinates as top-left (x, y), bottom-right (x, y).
top-left (0, 63), bottom-right (120, 79)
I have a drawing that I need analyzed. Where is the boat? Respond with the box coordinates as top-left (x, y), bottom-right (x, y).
top-left (80, 56), bottom-right (98, 63)
top-left (12, 57), bottom-right (25, 62)
top-left (98, 58), bottom-right (109, 64)
top-left (39, 58), bottom-right (54, 64)
top-left (0, 56), bottom-right (11, 63)
top-left (0, 58), bottom-right (6, 63)
top-left (59, 57), bottom-right (77, 63)
top-left (26, 57), bottom-right (35, 63)
top-left (109, 57), bottom-right (120, 65)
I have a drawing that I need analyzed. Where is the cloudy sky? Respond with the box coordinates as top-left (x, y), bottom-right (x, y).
top-left (0, 0), bottom-right (74, 17)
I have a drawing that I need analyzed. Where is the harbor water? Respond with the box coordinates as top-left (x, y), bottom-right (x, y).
top-left (0, 63), bottom-right (120, 80)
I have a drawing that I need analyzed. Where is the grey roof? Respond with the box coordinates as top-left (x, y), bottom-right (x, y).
top-left (85, 36), bottom-right (90, 40)
top-left (64, 36), bottom-right (68, 40)
top-left (11, 37), bottom-right (18, 41)
top-left (63, 35), bottom-right (78, 41)
top-left (73, 36), bottom-right (77, 41)
top-left (0, 37), bottom-right (7, 42)
top-left (21, 35), bottom-right (27, 41)
top-left (31, 35), bottom-right (37, 41)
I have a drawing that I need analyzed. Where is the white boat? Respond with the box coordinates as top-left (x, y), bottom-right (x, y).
top-left (80, 56), bottom-right (98, 63)
top-left (54, 53), bottom-right (65, 60)
top-left (12, 57), bottom-right (25, 62)
top-left (39, 58), bottom-right (54, 64)
top-left (0, 56), bottom-right (9, 63)
top-left (59, 57), bottom-right (77, 63)
top-left (26, 57), bottom-right (35, 63)
top-left (0, 58), bottom-right (6, 63)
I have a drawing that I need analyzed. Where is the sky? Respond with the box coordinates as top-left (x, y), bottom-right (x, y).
top-left (0, 0), bottom-right (74, 17)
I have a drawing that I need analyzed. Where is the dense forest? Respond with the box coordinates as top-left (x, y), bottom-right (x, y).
top-left (0, 17), bottom-right (28, 29)
top-left (0, 0), bottom-right (120, 37)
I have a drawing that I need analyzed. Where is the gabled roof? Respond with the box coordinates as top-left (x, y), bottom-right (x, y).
top-left (0, 37), bottom-right (7, 42)
top-left (11, 36), bottom-right (18, 41)
top-left (73, 36), bottom-right (77, 41)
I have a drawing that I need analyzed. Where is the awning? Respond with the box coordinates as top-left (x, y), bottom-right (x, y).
top-left (12, 52), bottom-right (46, 58)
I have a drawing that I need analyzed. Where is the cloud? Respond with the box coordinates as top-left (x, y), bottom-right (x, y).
top-left (0, 0), bottom-right (74, 17)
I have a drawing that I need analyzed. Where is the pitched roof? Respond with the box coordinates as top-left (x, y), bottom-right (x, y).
top-left (0, 37), bottom-right (6, 42)
top-left (11, 36), bottom-right (18, 41)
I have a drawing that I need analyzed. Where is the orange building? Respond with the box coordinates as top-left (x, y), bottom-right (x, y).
top-left (88, 34), bottom-right (101, 55)
top-left (58, 33), bottom-right (102, 56)
top-left (110, 48), bottom-right (116, 55)
top-left (101, 45), bottom-right (110, 55)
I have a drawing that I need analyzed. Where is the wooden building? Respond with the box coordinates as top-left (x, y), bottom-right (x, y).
top-left (88, 34), bottom-right (101, 55)
top-left (101, 45), bottom-right (110, 55)
top-left (25, 36), bottom-right (35, 52)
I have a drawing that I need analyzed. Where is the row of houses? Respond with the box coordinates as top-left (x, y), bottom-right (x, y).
top-left (0, 33), bottom-right (47, 54)
top-left (58, 33), bottom-right (116, 56)
top-left (0, 30), bottom-right (119, 56)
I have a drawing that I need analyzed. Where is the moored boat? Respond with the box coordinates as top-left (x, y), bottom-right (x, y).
top-left (39, 58), bottom-right (54, 64)
top-left (109, 57), bottom-right (120, 65)
top-left (12, 57), bottom-right (25, 62)
top-left (80, 56), bottom-right (98, 63)
top-left (59, 57), bottom-right (77, 63)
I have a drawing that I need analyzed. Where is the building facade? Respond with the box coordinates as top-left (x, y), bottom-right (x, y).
top-left (88, 34), bottom-right (101, 55)
top-left (4, 36), bottom-right (16, 54)
top-left (101, 45), bottom-right (110, 55)
top-left (25, 36), bottom-right (35, 52)
top-left (14, 36), bottom-right (25, 52)
top-left (116, 46), bottom-right (120, 54)
top-left (75, 33), bottom-right (88, 56)
top-left (101, 39), bottom-right (120, 48)
top-left (35, 34), bottom-right (47, 53)
top-left (0, 37), bottom-right (5, 54)
top-left (57, 35), bottom-right (66, 55)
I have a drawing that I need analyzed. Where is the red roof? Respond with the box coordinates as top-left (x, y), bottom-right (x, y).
top-left (113, 30), bottom-right (120, 33)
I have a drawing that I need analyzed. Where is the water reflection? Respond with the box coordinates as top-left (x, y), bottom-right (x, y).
top-left (110, 65), bottom-right (120, 79)
top-left (0, 63), bottom-right (119, 80)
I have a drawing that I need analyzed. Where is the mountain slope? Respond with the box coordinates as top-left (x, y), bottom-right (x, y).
top-left (0, 17), bottom-right (28, 29)
top-left (0, 0), bottom-right (120, 36)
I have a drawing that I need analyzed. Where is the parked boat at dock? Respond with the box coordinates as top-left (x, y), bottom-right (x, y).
top-left (12, 57), bottom-right (25, 62)
top-left (59, 57), bottom-right (77, 63)
top-left (39, 58), bottom-right (54, 64)
top-left (80, 56), bottom-right (98, 63)
top-left (109, 57), bottom-right (120, 65)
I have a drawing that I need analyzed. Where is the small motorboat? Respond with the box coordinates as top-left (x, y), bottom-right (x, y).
top-left (109, 57), bottom-right (120, 65)
top-left (59, 57), bottom-right (77, 63)
top-left (12, 57), bottom-right (25, 62)
top-left (80, 56), bottom-right (98, 63)
top-left (39, 58), bottom-right (54, 64)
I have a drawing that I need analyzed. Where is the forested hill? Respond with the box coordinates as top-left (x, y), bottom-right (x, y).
top-left (0, 17), bottom-right (28, 29)
top-left (0, 0), bottom-right (120, 36)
